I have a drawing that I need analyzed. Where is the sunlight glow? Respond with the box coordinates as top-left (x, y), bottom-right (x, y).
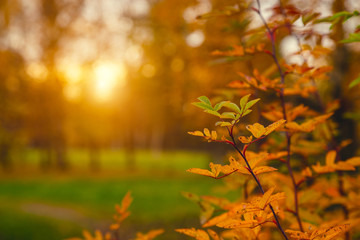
top-left (92, 61), bottom-right (127, 102)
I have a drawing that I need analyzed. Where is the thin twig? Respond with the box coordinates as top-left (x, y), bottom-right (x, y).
top-left (253, 0), bottom-right (304, 231)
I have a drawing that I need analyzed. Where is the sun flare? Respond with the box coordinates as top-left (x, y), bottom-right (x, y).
top-left (92, 61), bottom-right (127, 102)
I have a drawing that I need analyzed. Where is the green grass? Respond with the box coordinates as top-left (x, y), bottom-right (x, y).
top-left (0, 149), bottom-right (233, 240)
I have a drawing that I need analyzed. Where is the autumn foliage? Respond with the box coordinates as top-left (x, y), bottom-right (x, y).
top-left (70, 1), bottom-right (360, 240)
top-left (178, 1), bottom-right (360, 240)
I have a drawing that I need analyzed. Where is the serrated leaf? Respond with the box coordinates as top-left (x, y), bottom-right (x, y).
top-left (198, 96), bottom-right (212, 105)
top-left (240, 94), bottom-right (251, 110)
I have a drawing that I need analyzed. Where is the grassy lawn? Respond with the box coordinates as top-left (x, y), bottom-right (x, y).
top-left (0, 149), bottom-right (233, 240)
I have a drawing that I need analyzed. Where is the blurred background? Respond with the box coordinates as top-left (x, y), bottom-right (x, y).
top-left (1, 0), bottom-right (360, 239)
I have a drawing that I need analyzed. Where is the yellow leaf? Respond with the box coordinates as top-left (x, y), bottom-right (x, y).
top-left (187, 168), bottom-right (215, 178)
top-left (258, 186), bottom-right (275, 209)
top-left (83, 230), bottom-right (93, 240)
top-left (188, 131), bottom-right (204, 137)
top-left (211, 131), bottom-right (217, 140)
top-left (262, 110), bottom-right (283, 122)
top-left (345, 157), bottom-right (360, 166)
top-left (204, 128), bottom-right (211, 137)
top-left (134, 229), bottom-right (164, 240)
top-left (175, 228), bottom-right (210, 240)
top-left (301, 167), bottom-right (313, 177)
top-left (207, 229), bottom-right (220, 240)
top-left (216, 218), bottom-right (257, 229)
top-left (310, 224), bottom-right (349, 239)
top-left (312, 162), bottom-right (335, 174)
top-left (335, 161), bottom-right (355, 171)
top-left (264, 119), bottom-right (286, 136)
top-left (288, 105), bottom-right (309, 121)
top-left (246, 123), bottom-right (266, 138)
top-left (109, 223), bottom-right (120, 230)
top-left (286, 113), bottom-right (332, 132)
top-left (209, 162), bottom-right (222, 177)
top-left (94, 230), bottom-right (103, 240)
top-left (238, 136), bottom-right (253, 144)
top-left (203, 212), bottom-right (228, 227)
top-left (285, 229), bottom-right (310, 239)
top-left (105, 233), bottom-right (111, 240)
top-left (268, 192), bottom-right (286, 204)
top-left (325, 151), bottom-right (337, 166)
top-left (253, 166), bottom-right (277, 175)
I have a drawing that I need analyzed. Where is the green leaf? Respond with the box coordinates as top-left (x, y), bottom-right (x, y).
top-left (242, 109), bottom-right (252, 117)
top-left (302, 12), bottom-right (320, 25)
top-left (198, 96), bottom-right (212, 106)
top-left (221, 122), bottom-right (232, 127)
top-left (240, 94), bottom-right (251, 110)
top-left (213, 101), bottom-right (225, 111)
top-left (220, 112), bottom-right (236, 119)
top-left (244, 98), bottom-right (260, 112)
top-left (349, 74), bottom-right (360, 88)
top-left (204, 109), bottom-right (221, 117)
top-left (222, 101), bottom-right (241, 114)
top-left (192, 102), bottom-right (213, 111)
top-left (340, 33), bottom-right (360, 43)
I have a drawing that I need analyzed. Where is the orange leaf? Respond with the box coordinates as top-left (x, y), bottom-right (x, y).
top-left (246, 123), bottom-right (266, 138)
top-left (175, 228), bottom-right (210, 240)
top-left (134, 229), bottom-right (164, 240)
top-left (253, 166), bottom-right (278, 175)
top-left (285, 229), bottom-right (310, 239)
top-left (187, 168), bottom-right (215, 178)
top-left (258, 186), bottom-right (275, 209)
top-left (216, 218), bottom-right (257, 229)
top-left (325, 151), bottom-right (337, 166)
top-left (238, 135), bottom-right (253, 144)
top-left (188, 131), bottom-right (204, 137)
top-left (264, 119), bottom-right (286, 135)
top-left (207, 229), bottom-right (220, 240)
